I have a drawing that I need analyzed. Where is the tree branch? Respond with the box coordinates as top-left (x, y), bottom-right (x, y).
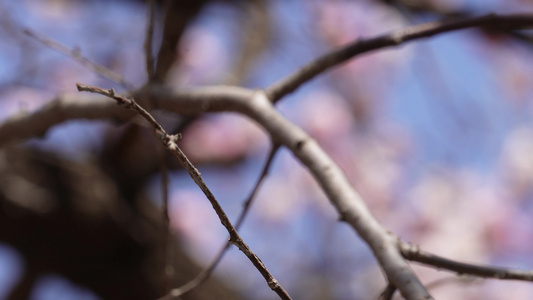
top-left (154, 1), bottom-right (207, 82)
top-left (145, 0), bottom-right (156, 82)
top-left (377, 284), bottom-right (396, 300)
top-left (6, 13), bottom-right (533, 298)
top-left (400, 242), bottom-right (533, 282)
top-left (0, 83), bottom-right (431, 298)
top-left (76, 83), bottom-right (165, 133)
top-left (147, 86), bottom-right (433, 299)
top-left (266, 13), bottom-right (533, 102)
top-left (165, 143), bottom-right (281, 298)
top-left (0, 93), bottom-right (132, 146)
top-left (76, 84), bottom-right (292, 300)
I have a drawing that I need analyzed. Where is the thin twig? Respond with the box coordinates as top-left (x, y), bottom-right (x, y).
top-left (154, 139), bottom-right (173, 293)
top-left (266, 13), bottom-right (533, 102)
top-left (145, 0), bottom-right (156, 82)
top-left (25, 29), bottom-right (134, 90)
top-left (154, 1), bottom-right (206, 82)
top-left (400, 242), bottom-right (533, 281)
top-left (165, 144), bottom-right (281, 298)
top-left (143, 0), bottom-right (171, 290)
top-left (76, 83), bottom-right (292, 300)
top-left (425, 276), bottom-right (480, 291)
top-left (76, 83), bottom-right (165, 133)
top-left (376, 284), bottom-right (396, 300)
top-left (379, 276), bottom-right (479, 300)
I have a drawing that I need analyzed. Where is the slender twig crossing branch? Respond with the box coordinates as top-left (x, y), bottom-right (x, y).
top-left (266, 13), bottom-right (533, 102)
top-left (76, 83), bottom-right (292, 300)
top-left (166, 144), bottom-right (281, 298)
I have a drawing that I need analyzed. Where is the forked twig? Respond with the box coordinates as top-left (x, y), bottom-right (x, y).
top-left (76, 83), bottom-right (292, 300)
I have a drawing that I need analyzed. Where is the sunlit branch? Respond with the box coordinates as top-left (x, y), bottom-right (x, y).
top-left (0, 94), bottom-right (131, 147)
top-left (148, 86), bottom-right (432, 299)
top-left (266, 13), bottom-right (533, 102)
top-left (400, 242), bottom-right (533, 281)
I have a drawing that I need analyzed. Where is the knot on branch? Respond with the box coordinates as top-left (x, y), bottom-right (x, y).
top-left (268, 279), bottom-right (280, 289)
top-left (163, 133), bottom-right (182, 151)
top-left (122, 98), bottom-right (136, 109)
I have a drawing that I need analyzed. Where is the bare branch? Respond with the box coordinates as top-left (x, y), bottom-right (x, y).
top-left (266, 13), bottom-right (533, 102)
top-left (425, 276), bottom-right (480, 291)
top-left (167, 143), bottom-right (281, 297)
top-left (1, 83), bottom-right (429, 298)
top-left (154, 1), bottom-right (207, 82)
top-left (0, 86), bottom-right (253, 148)
top-left (0, 94), bottom-right (131, 147)
top-left (225, 0), bottom-right (271, 86)
top-left (145, 0), bottom-right (156, 82)
top-left (237, 143), bottom-right (281, 228)
top-left (5, 9), bottom-right (533, 300)
top-left (0, 83), bottom-right (430, 298)
top-left (77, 84), bottom-right (292, 300)
top-left (377, 284), bottom-right (396, 300)
top-left (147, 86), bottom-right (433, 299)
top-left (154, 138), bottom-right (173, 293)
top-left (76, 83), bottom-right (166, 134)
top-left (24, 28), bottom-right (134, 90)
top-left (400, 242), bottom-right (533, 281)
